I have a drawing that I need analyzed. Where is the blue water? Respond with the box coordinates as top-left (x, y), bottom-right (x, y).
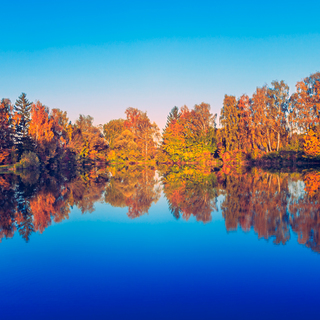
top-left (1, 192), bottom-right (319, 320)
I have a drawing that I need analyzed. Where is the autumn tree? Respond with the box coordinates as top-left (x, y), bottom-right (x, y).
top-left (251, 86), bottom-right (271, 152)
top-left (103, 119), bottom-right (125, 149)
top-left (69, 115), bottom-right (108, 163)
top-left (219, 94), bottom-right (254, 159)
top-left (303, 128), bottom-right (320, 157)
top-left (267, 80), bottom-right (289, 151)
top-left (289, 72), bottom-right (320, 133)
top-left (123, 107), bottom-right (159, 160)
top-left (0, 99), bottom-right (14, 164)
top-left (29, 101), bottom-right (56, 163)
top-left (161, 116), bottom-right (186, 162)
top-left (192, 103), bottom-right (217, 153)
top-left (112, 130), bottom-right (139, 161)
top-left (50, 108), bottom-right (70, 146)
top-left (161, 103), bottom-right (217, 162)
top-left (219, 95), bottom-right (239, 152)
top-left (285, 72), bottom-right (320, 153)
top-left (237, 94), bottom-right (253, 151)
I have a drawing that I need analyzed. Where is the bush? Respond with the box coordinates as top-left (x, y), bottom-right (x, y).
top-left (19, 152), bottom-right (40, 169)
top-left (264, 151), bottom-right (280, 160)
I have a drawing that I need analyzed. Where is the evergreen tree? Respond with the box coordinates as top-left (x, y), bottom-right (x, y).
top-left (160, 106), bottom-right (180, 156)
top-left (164, 106), bottom-right (180, 130)
top-left (14, 93), bottom-right (33, 156)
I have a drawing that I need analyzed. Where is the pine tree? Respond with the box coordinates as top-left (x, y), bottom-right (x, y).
top-left (164, 106), bottom-right (180, 130)
top-left (14, 93), bottom-right (33, 156)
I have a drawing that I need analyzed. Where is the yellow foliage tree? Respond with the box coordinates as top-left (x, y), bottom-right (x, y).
top-left (304, 129), bottom-right (320, 157)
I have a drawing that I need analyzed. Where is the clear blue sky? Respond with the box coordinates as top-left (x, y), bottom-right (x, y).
top-left (1, 0), bottom-right (320, 128)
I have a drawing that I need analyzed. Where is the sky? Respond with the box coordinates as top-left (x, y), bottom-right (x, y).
top-left (1, 0), bottom-right (320, 129)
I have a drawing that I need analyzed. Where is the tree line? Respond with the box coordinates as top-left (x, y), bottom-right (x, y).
top-left (1, 71), bottom-right (320, 167)
top-left (218, 72), bottom-right (320, 160)
top-left (0, 93), bottom-right (108, 168)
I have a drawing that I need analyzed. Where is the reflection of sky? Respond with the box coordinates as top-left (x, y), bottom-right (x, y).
top-left (287, 180), bottom-right (307, 219)
top-left (0, 192), bottom-right (319, 319)
top-left (288, 179), bottom-right (306, 200)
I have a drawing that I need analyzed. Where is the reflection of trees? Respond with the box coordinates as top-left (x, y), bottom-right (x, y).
top-left (0, 175), bottom-right (17, 242)
top-left (68, 169), bottom-right (108, 214)
top-left (218, 168), bottom-right (320, 252)
top-left (2, 165), bottom-right (320, 254)
top-left (0, 168), bottom-right (108, 242)
top-left (161, 165), bottom-right (217, 223)
top-left (104, 166), bottom-right (160, 218)
top-left (289, 172), bottom-right (320, 253)
top-left (0, 165), bottom-right (159, 242)
top-left (218, 169), bottom-right (291, 244)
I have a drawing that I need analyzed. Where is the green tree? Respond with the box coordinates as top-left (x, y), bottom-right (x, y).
top-left (112, 129), bottom-right (139, 161)
top-left (14, 93), bottom-right (33, 156)
top-left (164, 106), bottom-right (180, 130)
top-left (103, 119), bottom-right (125, 149)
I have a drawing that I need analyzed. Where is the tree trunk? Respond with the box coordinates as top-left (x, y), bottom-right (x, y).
top-left (267, 129), bottom-right (272, 152)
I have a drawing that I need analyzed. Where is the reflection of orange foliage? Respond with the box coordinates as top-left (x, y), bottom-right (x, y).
top-left (304, 172), bottom-right (320, 197)
top-left (164, 179), bottom-right (215, 223)
top-left (219, 171), bottom-right (290, 244)
top-left (126, 196), bottom-right (150, 219)
top-left (221, 149), bottom-right (247, 163)
top-left (30, 193), bottom-right (56, 233)
top-left (0, 176), bottom-right (11, 190)
top-left (0, 150), bottom-right (11, 165)
top-left (217, 164), bottom-right (245, 182)
top-left (15, 211), bottom-right (24, 225)
top-left (0, 169), bottom-right (110, 241)
top-left (169, 184), bottom-right (185, 210)
top-left (0, 211), bottom-right (15, 243)
top-left (0, 174), bottom-right (16, 242)
top-left (222, 152), bottom-right (231, 163)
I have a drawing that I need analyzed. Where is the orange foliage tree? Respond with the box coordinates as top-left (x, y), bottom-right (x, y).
top-left (289, 72), bottom-right (320, 133)
top-left (29, 101), bottom-right (56, 163)
top-left (124, 107), bottom-right (159, 160)
top-left (303, 129), bottom-right (320, 157)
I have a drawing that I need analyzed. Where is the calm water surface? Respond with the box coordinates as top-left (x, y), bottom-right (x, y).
top-left (0, 166), bottom-right (319, 319)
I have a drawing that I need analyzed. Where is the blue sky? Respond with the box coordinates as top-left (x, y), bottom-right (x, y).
top-left (1, 0), bottom-right (320, 128)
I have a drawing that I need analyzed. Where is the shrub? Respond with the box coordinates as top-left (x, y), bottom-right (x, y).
top-left (19, 152), bottom-right (40, 169)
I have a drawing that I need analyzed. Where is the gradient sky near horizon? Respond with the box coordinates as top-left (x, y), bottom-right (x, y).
top-left (1, 0), bottom-right (320, 129)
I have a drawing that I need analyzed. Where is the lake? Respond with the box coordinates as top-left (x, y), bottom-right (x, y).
top-left (0, 165), bottom-right (319, 319)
